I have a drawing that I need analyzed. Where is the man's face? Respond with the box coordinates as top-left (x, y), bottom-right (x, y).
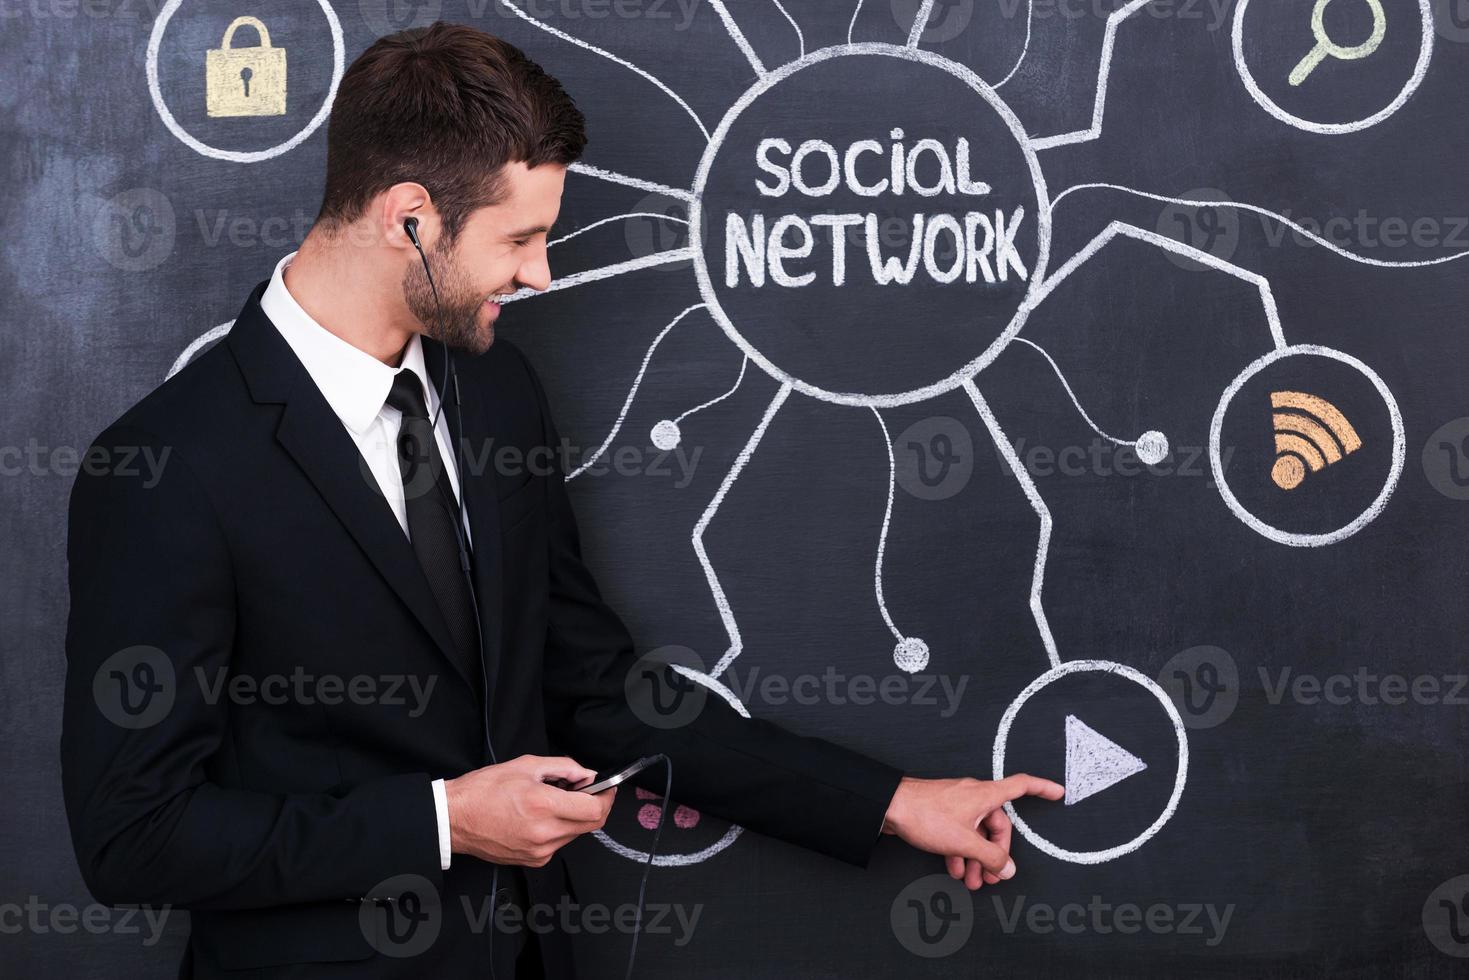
top-left (401, 161), bottom-right (565, 354)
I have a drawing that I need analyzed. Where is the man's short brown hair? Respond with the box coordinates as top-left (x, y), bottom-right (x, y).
top-left (317, 23), bottom-right (586, 241)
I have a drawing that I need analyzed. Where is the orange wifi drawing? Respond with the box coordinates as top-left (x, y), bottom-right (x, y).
top-left (1270, 391), bottom-right (1362, 490)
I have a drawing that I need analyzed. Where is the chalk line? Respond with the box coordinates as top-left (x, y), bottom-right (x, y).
top-left (963, 378), bottom-right (1060, 668)
top-left (501, 247), bottom-right (694, 304)
top-left (1013, 338), bottom-right (1128, 446)
top-left (567, 162), bottom-right (695, 203)
top-left (1052, 183), bottom-right (1469, 269)
top-left (696, 383), bottom-right (793, 678)
top-left (1026, 220), bottom-right (1285, 350)
top-left (869, 410), bottom-right (910, 632)
top-left (771, 0), bottom-right (805, 57)
top-left (566, 304), bottom-right (707, 481)
top-left (707, 0), bottom-right (768, 77)
top-left (993, 0), bottom-right (1033, 89)
top-left (549, 211), bottom-right (688, 249)
top-left (1029, 0), bottom-right (1153, 150)
top-left (907, 0), bottom-right (937, 47)
top-left (847, 0), bottom-right (864, 44)
top-left (675, 356), bottom-right (749, 425)
top-left (495, 0), bottom-right (710, 140)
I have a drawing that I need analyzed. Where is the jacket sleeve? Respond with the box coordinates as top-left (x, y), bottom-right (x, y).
top-left (60, 423), bottom-right (441, 910)
top-left (519, 355), bottom-right (905, 868)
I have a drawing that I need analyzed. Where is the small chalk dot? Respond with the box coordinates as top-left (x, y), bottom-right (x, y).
top-left (651, 419), bottom-right (682, 451)
top-left (1136, 430), bottom-right (1169, 466)
top-left (893, 637), bottom-right (929, 673)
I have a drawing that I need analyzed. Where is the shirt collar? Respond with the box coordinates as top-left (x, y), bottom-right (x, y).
top-left (261, 251), bottom-right (439, 434)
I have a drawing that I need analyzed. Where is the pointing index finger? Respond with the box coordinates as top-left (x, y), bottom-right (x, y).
top-left (998, 773), bottom-right (1065, 802)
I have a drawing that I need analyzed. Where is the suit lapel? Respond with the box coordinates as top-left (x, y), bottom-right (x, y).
top-left (226, 284), bottom-right (479, 693)
top-left (424, 337), bottom-right (507, 713)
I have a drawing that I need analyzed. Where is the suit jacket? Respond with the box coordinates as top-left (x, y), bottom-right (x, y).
top-left (60, 282), bottom-right (905, 978)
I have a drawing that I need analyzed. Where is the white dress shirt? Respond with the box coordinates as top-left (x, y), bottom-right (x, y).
top-left (262, 250), bottom-right (463, 871)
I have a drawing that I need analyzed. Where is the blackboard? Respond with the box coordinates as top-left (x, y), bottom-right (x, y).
top-left (6, 0), bottom-right (1469, 976)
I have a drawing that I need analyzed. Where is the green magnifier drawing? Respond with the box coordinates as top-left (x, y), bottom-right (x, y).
top-left (1288, 0), bottom-right (1387, 86)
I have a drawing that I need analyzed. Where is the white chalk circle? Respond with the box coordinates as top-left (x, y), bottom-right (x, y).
top-left (1232, 0), bottom-right (1434, 134)
top-left (147, 0), bottom-right (346, 163)
top-left (688, 42), bottom-right (1051, 408)
top-left (1209, 344), bottom-right (1405, 547)
top-left (992, 659), bottom-right (1189, 865)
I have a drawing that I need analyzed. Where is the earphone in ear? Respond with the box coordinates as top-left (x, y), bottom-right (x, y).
top-left (404, 216), bottom-right (422, 249)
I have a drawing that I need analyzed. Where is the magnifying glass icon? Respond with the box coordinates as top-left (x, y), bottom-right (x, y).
top-left (1288, 0), bottom-right (1387, 87)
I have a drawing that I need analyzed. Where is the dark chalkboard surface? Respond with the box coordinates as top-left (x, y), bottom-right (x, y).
top-left (6, 0), bottom-right (1469, 976)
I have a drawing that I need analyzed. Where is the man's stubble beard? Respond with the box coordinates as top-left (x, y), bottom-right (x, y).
top-left (401, 239), bottom-right (495, 356)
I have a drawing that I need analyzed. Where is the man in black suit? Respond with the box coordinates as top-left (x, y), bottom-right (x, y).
top-left (61, 23), bottom-right (1063, 979)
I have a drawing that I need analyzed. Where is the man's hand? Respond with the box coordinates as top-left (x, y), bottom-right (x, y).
top-left (444, 755), bottom-right (616, 866)
top-left (881, 774), bottom-right (1065, 891)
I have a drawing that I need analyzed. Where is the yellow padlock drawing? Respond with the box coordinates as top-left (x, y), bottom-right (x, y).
top-left (206, 16), bottom-right (287, 118)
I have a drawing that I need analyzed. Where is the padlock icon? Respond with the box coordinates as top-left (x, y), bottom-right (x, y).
top-left (206, 16), bottom-right (286, 118)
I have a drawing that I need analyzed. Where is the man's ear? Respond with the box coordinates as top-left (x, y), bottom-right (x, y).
top-left (378, 181), bottom-right (435, 251)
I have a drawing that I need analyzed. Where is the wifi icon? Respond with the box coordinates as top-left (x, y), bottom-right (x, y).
top-left (1270, 391), bottom-right (1362, 490)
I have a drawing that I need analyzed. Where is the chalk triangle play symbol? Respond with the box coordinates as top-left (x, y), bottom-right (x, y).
top-left (1064, 714), bottom-right (1147, 806)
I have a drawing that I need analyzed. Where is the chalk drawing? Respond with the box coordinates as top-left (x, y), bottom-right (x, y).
top-left (1210, 345), bottom-right (1405, 546)
top-left (160, 0), bottom-right (1439, 870)
top-left (148, 0), bottom-right (343, 163)
top-left (1233, 0), bottom-right (1433, 133)
top-left (993, 660), bottom-right (1189, 864)
top-left (1287, 0), bottom-right (1386, 87)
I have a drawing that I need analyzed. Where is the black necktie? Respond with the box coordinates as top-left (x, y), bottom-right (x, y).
top-left (385, 369), bottom-right (482, 700)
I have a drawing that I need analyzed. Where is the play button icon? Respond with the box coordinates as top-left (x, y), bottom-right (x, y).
top-left (1064, 714), bottom-right (1147, 805)
top-left (992, 659), bottom-right (1189, 863)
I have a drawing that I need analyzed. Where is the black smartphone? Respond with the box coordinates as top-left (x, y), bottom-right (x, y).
top-left (572, 756), bottom-right (661, 795)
